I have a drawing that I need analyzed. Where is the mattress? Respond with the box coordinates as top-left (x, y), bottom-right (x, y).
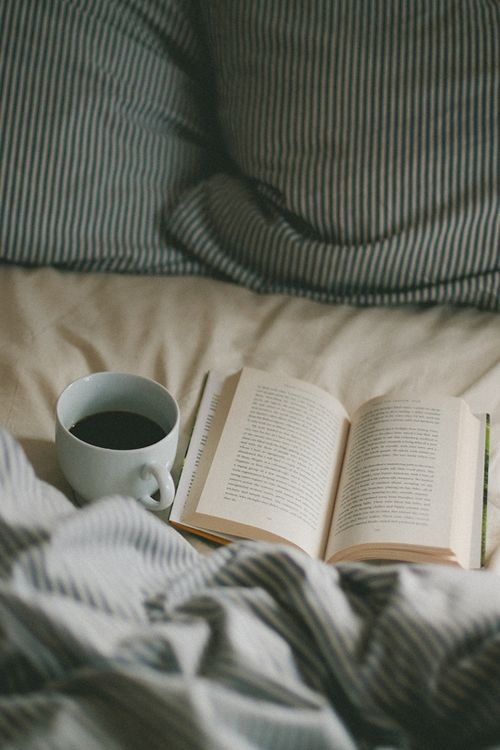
top-left (1, 264), bottom-right (500, 562)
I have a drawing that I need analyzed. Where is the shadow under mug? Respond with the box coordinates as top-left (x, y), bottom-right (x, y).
top-left (56, 372), bottom-right (179, 511)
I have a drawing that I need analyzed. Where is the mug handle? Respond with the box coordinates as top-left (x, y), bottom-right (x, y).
top-left (139, 462), bottom-right (175, 511)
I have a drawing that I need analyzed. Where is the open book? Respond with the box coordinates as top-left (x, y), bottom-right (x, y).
top-left (170, 368), bottom-right (489, 568)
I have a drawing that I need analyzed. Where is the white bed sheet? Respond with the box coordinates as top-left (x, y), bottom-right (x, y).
top-left (1, 265), bottom-right (499, 562)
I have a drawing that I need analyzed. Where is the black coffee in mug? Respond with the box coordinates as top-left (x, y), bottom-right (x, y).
top-left (69, 410), bottom-right (166, 450)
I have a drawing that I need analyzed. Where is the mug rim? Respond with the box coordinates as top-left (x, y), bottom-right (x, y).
top-left (56, 371), bottom-right (179, 454)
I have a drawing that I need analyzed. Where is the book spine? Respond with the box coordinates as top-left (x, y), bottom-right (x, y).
top-left (481, 415), bottom-right (490, 568)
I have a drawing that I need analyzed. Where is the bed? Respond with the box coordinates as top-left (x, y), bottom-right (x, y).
top-left (1, 1), bottom-right (500, 748)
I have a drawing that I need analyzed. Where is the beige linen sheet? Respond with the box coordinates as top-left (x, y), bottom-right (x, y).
top-left (1, 265), bottom-right (499, 562)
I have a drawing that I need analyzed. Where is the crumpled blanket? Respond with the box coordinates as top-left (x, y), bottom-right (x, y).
top-left (1, 430), bottom-right (500, 750)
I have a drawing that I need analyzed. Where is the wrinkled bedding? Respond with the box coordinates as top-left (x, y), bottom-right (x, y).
top-left (1, 429), bottom-right (500, 750)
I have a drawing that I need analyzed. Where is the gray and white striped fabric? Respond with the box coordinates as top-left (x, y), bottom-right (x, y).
top-left (1, 1), bottom-right (499, 308)
top-left (1, 428), bottom-right (500, 749)
top-left (0, 0), bottom-right (213, 274)
top-left (179, 0), bottom-right (499, 308)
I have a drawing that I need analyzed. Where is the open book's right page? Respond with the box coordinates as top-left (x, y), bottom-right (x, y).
top-left (324, 396), bottom-right (484, 568)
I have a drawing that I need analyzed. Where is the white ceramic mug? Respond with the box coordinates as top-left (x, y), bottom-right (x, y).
top-left (56, 372), bottom-right (179, 511)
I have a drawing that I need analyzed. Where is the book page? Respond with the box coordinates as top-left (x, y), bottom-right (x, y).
top-left (188, 368), bottom-right (350, 558)
top-left (325, 396), bottom-right (472, 562)
top-left (169, 371), bottom-right (240, 542)
top-left (449, 410), bottom-right (485, 569)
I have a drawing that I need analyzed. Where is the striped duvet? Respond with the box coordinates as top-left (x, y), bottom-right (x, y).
top-left (1, 428), bottom-right (500, 749)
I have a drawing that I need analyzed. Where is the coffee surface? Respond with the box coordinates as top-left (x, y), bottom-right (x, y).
top-left (69, 410), bottom-right (166, 450)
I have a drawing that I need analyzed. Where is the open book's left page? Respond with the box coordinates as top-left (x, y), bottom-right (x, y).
top-left (183, 368), bottom-right (350, 558)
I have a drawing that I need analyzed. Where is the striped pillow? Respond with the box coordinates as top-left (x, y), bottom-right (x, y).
top-left (0, 0), bottom-right (214, 274)
top-left (169, 0), bottom-right (499, 308)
